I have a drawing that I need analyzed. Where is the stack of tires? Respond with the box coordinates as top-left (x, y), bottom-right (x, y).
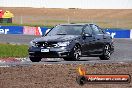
top-left (0, 10), bottom-right (14, 23)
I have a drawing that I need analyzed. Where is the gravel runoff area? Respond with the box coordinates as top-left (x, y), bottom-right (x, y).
top-left (0, 63), bottom-right (132, 88)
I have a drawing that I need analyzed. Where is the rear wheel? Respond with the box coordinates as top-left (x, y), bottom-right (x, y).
top-left (30, 57), bottom-right (42, 62)
top-left (63, 45), bottom-right (81, 61)
top-left (99, 44), bottom-right (111, 60)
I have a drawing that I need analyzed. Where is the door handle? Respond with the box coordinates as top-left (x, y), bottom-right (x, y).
top-left (103, 37), bottom-right (107, 39)
top-left (97, 39), bottom-right (100, 40)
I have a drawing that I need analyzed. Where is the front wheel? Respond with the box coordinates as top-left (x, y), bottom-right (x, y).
top-left (63, 45), bottom-right (81, 61)
top-left (30, 57), bottom-right (42, 62)
top-left (99, 44), bottom-right (111, 60)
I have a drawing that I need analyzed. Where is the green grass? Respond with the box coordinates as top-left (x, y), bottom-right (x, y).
top-left (39, 19), bottom-right (67, 23)
top-left (0, 43), bottom-right (28, 58)
top-left (1, 22), bottom-right (132, 29)
top-left (0, 23), bottom-right (53, 28)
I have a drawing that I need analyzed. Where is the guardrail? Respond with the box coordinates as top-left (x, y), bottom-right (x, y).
top-left (105, 28), bottom-right (131, 38)
top-left (0, 26), bottom-right (49, 36)
top-left (0, 26), bottom-right (132, 38)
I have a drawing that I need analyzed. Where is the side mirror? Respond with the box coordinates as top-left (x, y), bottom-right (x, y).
top-left (102, 30), bottom-right (106, 33)
top-left (85, 33), bottom-right (91, 37)
top-left (82, 33), bottom-right (92, 39)
top-left (84, 33), bottom-right (92, 37)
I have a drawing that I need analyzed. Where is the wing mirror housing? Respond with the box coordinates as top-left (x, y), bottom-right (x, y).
top-left (82, 33), bottom-right (92, 39)
top-left (85, 33), bottom-right (92, 37)
top-left (84, 33), bottom-right (92, 37)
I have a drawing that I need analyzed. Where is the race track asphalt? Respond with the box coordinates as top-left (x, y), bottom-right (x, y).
top-left (0, 34), bottom-right (132, 66)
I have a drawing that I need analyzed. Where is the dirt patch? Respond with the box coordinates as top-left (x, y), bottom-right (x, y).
top-left (0, 58), bottom-right (21, 63)
top-left (1, 7), bottom-right (132, 20)
top-left (0, 63), bottom-right (132, 88)
top-left (1, 7), bottom-right (132, 28)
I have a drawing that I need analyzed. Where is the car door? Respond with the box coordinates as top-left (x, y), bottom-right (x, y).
top-left (90, 24), bottom-right (105, 54)
top-left (81, 25), bottom-right (96, 55)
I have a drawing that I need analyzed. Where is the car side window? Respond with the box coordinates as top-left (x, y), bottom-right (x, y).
top-left (91, 25), bottom-right (103, 34)
top-left (84, 26), bottom-right (93, 35)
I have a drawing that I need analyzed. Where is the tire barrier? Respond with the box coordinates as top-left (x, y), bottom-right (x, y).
top-left (0, 26), bottom-right (48, 36)
top-left (0, 10), bottom-right (14, 23)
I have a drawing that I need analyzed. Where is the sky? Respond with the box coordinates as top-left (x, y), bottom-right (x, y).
top-left (0, 0), bottom-right (132, 9)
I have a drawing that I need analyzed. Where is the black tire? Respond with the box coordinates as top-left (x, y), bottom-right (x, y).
top-left (99, 44), bottom-right (111, 60)
top-left (63, 45), bottom-right (81, 61)
top-left (30, 57), bottom-right (42, 62)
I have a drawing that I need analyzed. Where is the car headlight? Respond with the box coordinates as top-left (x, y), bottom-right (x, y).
top-left (57, 41), bottom-right (70, 47)
top-left (29, 41), bottom-right (36, 47)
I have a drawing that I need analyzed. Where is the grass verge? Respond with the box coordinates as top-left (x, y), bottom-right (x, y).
top-left (0, 43), bottom-right (28, 58)
top-left (0, 22), bottom-right (132, 29)
top-left (0, 23), bottom-right (53, 28)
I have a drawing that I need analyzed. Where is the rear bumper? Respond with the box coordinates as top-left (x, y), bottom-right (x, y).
top-left (28, 47), bottom-right (71, 58)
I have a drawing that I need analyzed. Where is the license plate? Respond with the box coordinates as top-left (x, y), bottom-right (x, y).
top-left (41, 49), bottom-right (49, 52)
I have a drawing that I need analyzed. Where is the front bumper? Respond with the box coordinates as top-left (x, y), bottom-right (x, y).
top-left (28, 47), bottom-right (71, 58)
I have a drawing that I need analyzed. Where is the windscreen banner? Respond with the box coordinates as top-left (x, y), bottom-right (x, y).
top-left (105, 28), bottom-right (131, 38)
top-left (0, 26), bottom-right (23, 34)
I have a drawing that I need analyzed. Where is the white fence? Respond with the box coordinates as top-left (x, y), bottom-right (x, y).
top-left (0, 0), bottom-right (132, 9)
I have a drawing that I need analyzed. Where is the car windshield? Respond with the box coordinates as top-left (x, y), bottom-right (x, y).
top-left (47, 25), bottom-right (83, 36)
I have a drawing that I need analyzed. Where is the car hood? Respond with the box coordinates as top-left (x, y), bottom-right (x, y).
top-left (32, 35), bottom-right (80, 42)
